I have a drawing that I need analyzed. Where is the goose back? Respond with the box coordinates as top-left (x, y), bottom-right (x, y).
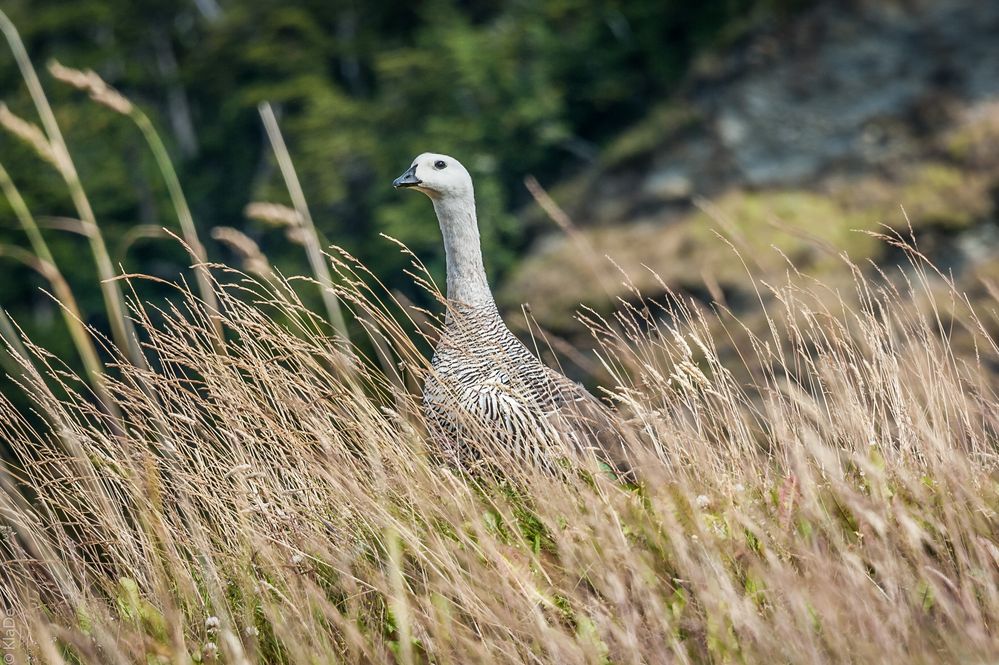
top-left (423, 301), bottom-right (631, 475)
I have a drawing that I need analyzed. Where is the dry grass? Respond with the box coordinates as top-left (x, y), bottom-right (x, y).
top-left (0, 237), bottom-right (996, 664)
top-left (0, 14), bottom-right (997, 663)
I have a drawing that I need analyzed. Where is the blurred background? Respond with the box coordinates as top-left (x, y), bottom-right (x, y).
top-left (1, 0), bottom-right (998, 400)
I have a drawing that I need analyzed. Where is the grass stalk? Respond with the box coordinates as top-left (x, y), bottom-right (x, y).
top-left (43, 60), bottom-right (226, 353)
top-left (127, 109), bottom-right (225, 350)
top-left (257, 102), bottom-right (350, 342)
top-left (0, 162), bottom-right (119, 418)
top-left (0, 306), bottom-right (34, 382)
top-left (0, 9), bottom-right (144, 369)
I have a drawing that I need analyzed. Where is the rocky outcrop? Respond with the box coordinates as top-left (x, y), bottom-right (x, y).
top-left (502, 0), bottom-right (999, 332)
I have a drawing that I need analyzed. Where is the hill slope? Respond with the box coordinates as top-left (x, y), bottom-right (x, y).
top-left (503, 0), bottom-right (999, 335)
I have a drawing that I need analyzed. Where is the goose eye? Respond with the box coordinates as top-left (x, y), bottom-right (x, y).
top-left (434, 160), bottom-right (447, 170)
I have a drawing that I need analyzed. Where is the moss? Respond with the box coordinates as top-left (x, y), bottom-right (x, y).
top-left (499, 221), bottom-right (688, 328)
top-left (503, 153), bottom-right (997, 331)
top-left (502, 188), bottom-right (882, 328)
top-left (942, 101), bottom-right (999, 165)
top-left (833, 161), bottom-right (995, 232)
top-left (891, 163), bottom-right (992, 230)
top-left (686, 189), bottom-right (880, 282)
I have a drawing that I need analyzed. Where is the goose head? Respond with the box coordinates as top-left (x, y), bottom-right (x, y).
top-left (393, 153), bottom-right (473, 201)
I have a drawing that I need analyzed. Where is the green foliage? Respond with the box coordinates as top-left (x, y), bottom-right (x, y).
top-left (115, 577), bottom-right (169, 642)
top-left (0, 0), bottom-right (799, 387)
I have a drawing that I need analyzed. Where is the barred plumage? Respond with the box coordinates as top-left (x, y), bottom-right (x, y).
top-left (393, 153), bottom-right (631, 474)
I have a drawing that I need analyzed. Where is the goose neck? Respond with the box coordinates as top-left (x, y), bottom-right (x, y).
top-left (432, 195), bottom-right (493, 307)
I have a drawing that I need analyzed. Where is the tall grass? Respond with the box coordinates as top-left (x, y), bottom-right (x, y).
top-left (0, 17), bottom-right (997, 665)
top-left (0, 11), bottom-right (145, 369)
top-left (0, 230), bottom-right (996, 663)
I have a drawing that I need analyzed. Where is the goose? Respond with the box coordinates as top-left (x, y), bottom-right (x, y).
top-left (393, 153), bottom-right (631, 476)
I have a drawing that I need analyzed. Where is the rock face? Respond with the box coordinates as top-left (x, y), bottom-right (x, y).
top-left (691, 0), bottom-right (999, 188)
top-left (502, 0), bottom-right (999, 332)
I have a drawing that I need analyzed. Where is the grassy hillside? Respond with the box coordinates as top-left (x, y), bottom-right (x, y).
top-left (3, 225), bottom-right (998, 664)
top-left (0, 7), bottom-right (997, 664)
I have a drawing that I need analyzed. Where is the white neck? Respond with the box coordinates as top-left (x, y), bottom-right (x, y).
top-left (432, 194), bottom-right (494, 308)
